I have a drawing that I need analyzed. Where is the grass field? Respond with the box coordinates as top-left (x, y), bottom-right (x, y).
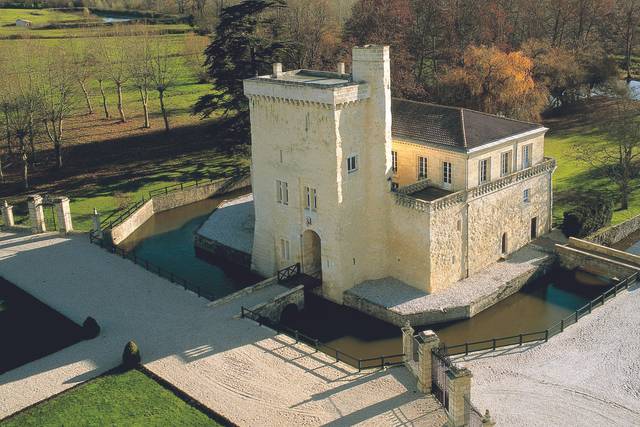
top-left (544, 98), bottom-right (640, 226)
top-left (0, 369), bottom-right (220, 426)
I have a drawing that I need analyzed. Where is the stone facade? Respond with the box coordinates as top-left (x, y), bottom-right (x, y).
top-left (244, 45), bottom-right (554, 302)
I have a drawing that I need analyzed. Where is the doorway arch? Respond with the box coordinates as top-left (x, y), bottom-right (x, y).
top-left (302, 230), bottom-right (322, 278)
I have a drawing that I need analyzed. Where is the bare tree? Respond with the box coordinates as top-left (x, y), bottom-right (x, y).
top-left (151, 40), bottom-right (179, 132)
top-left (576, 86), bottom-right (640, 210)
top-left (92, 38), bottom-right (112, 119)
top-left (100, 27), bottom-right (131, 123)
top-left (38, 46), bottom-right (76, 169)
top-left (129, 28), bottom-right (153, 129)
top-left (70, 39), bottom-right (96, 115)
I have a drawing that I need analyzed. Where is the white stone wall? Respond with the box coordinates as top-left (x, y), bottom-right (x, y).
top-left (429, 203), bottom-right (466, 292)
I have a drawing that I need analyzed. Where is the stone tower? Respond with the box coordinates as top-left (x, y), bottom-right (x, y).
top-left (244, 45), bottom-right (392, 303)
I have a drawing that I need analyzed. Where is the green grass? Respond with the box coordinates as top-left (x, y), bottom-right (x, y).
top-left (0, 369), bottom-right (220, 427)
top-left (544, 104), bottom-right (640, 226)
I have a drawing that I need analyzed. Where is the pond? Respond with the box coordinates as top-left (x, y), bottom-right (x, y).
top-left (91, 12), bottom-right (136, 23)
top-left (0, 277), bottom-right (84, 374)
top-left (118, 193), bottom-right (261, 301)
top-left (282, 267), bottom-right (612, 360)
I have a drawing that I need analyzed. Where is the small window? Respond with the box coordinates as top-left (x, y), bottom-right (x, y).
top-left (347, 154), bottom-right (358, 173)
top-left (522, 144), bottom-right (532, 168)
top-left (418, 156), bottom-right (427, 179)
top-left (304, 186), bottom-right (317, 210)
top-left (279, 150), bottom-right (284, 163)
top-left (523, 188), bottom-right (530, 203)
top-left (443, 161), bottom-right (452, 185)
top-left (279, 238), bottom-right (290, 261)
top-left (276, 180), bottom-right (289, 205)
top-left (392, 151), bottom-right (398, 173)
top-left (501, 151), bottom-right (512, 176)
top-left (479, 158), bottom-right (490, 184)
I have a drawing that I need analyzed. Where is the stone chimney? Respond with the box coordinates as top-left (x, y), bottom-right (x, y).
top-left (337, 62), bottom-right (345, 74)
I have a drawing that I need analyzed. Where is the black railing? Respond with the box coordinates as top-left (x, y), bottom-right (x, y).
top-left (277, 263), bottom-right (301, 283)
top-left (240, 306), bottom-right (404, 371)
top-left (89, 230), bottom-right (216, 301)
top-left (442, 272), bottom-right (639, 356)
top-left (100, 197), bottom-right (148, 230)
top-left (148, 177), bottom-right (220, 198)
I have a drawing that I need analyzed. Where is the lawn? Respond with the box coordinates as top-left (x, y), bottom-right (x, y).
top-left (543, 98), bottom-right (640, 226)
top-left (0, 369), bottom-right (221, 426)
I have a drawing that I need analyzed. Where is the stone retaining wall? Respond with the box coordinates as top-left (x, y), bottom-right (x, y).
top-left (248, 285), bottom-right (305, 323)
top-left (208, 276), bottom-right (277, 308)
top-left (588, 214), bottom-right (640, 246)
top-left (556, 244), bottom-right (639, 279)
top-left (108, 175), bottom-right (251, 245)
top-left (194, 234), bottom-right (251, 269)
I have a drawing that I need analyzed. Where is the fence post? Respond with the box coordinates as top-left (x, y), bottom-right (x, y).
top-left (401, 321), bottom-right (414, 364)
top-left (545, 330), bottom-right (549, 342)
top-left (560, 319), bottom-right (564, 332)
top-left (416, 330), bottom-right (440, 394)
top-left (1, 200), bottom-right (15, 228)
top-left (575, 311), bottom-right (579, 323)
top-left (492, 338), bottom-right (496, 351)
top-left (589, 301), bottom-right (592, 313)
top-left (241, 307), bottom-right (244, 318)
top-left (519, 334), bottom-right (523, 346)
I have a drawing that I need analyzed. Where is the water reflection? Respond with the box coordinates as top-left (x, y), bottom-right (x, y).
top-left (119, 192), bottom-right (260, 300)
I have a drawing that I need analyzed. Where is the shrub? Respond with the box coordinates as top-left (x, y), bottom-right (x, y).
top-left (82, 316), bottom-right (100, 339)
top-left (562, 197), bottom-right (613, 237)
top-left (122, 341), bottom-right (141, 369)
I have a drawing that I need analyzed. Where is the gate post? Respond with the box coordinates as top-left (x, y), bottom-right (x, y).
top-left (1, 201), bottom-right (15, 228)
top-left (27, 195), bottom-right (46, 234)
top-left (416, 329), bottom-right (440, 393)
top-left (54, 196), bottom-right (73, 234)
top-left (446, 366), bottom-right (472, 427)
top-left (401, 321), bottom-right (414, 364)
top-left (92, 208), bottom-right (102, 237)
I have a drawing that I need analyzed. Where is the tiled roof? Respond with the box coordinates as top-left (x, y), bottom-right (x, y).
top-left (391, 99), bottom-right (544, 150)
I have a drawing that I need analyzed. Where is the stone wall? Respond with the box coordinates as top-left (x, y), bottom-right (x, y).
top-left (194, 234), bottom-right (252, 269)
top-left (556, 244), bottom-right (639, 278)
top-left (588, 214), bottom-right (640, 246)
top-left (108, 175), bottom-right (251, 245)
top-left (249, 285), bottom-right (305, 323)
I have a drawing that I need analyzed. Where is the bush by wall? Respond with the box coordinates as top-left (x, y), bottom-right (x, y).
top-left (122, 340), bottom-right (141, 369)
top-left (562, 197), bottom-right (613, 238)
top-left (82, 316), bottom-right (100, 339)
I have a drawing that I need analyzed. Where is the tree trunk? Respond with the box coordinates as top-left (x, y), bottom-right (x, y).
top-left (28, 113), bottom-right (36, 163)
top-left (80, 81), bottom-right (93, 115)
top-left (0, 154), bottom-right (4, 184)
top-left (55, 143), bottom-right (63, 169)
top-left (116, 83), bottom-right (126, 123)
top-left (99, 79), bottom-right (110, 119)
top-left (3, 109), bottom-right (11, 154)
top-left (158, 89), bottom-right (170, 132)
top-left (18, 136), bottom-right (28, 190)
top-left (139, 87), bottom-right (150, 129)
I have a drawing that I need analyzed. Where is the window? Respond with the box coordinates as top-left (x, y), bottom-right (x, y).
top-left (392, 151), bottom-right (398, 173)
top-left (522, 144), bottom-right (532, 168)
top-left (279, 238), bottom-right (290, 261)
top-left (418, 156), bottom-right (427, 179)
top-left (501, 151), bottom-right (512, 176)
top-left (279, 150), bottom-right (284, 163)
top-left (347, 154), bottom-right (358, 173)
top-left (305, 186), bottom-right (318, 210)
top-left (276, 180), bottom-right (289, 205)
top-left (479, 158), bottom-right (490, 184)
top-left (443, 161), bottom-right (452, 185)
top-left (523, 188), bottom-right (530, 203)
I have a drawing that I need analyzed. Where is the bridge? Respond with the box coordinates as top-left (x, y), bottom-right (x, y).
top-left (556, 237), bottom-right (640, 279)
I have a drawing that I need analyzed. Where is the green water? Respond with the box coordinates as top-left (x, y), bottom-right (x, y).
top-left (119, 194), bottom-right (260, 300)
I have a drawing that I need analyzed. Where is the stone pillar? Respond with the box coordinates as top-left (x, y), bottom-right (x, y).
top-left (27, 195), bottom-right (46, 234)
top-left (1, 201), bottom-right (14, 228)
top-left (401, 321), bottom-right (414, 364)
top-left (446, 366), bottom-right (472, 427)
top-left (92, 208), bottom-right (102, 237)
top-left (54, 196), bottom-right (73, 234)
top-left (416, 330), bottom-right (440, 393)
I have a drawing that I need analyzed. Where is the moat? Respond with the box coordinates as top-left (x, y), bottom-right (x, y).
top-left (123, 198), bottom-right (630, 360)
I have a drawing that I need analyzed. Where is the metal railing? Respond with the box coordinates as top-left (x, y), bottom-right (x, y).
top-left (240, 306), bottom-right (405, 371)
top-left (277, 263), bottom-right (301, 283)
top-left (442, 271), bottom-right (638, 356)
top-left (89, 230), bottom-right (217, 301)
top-left (100, 197), bottom-right (148, 230)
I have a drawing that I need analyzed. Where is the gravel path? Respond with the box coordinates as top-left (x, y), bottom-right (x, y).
top-left (0, 231), bottom-right (446, 426)
top-left (197, 194), bottom-right (254, 254)
top-left (455, 284), bottom-right (640, 426)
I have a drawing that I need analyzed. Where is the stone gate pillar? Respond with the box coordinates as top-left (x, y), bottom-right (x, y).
top-left (92, 208), bottom-right (102, 237)
top-left (54, 196), bottom-right (73, 234)
top-left (27, 195), bottom-right (46, 234)
top-left (446, 366), bottom-right (472, 427)
top-left (417, 330), bottom-right (440, 393)
top-left (401, 321), bottom-right (414, 364)
top-left (1, 201), bottom-right (14, 228)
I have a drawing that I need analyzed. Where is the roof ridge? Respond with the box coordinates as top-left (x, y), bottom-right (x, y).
top-left (461, 106), bottom-right (542, 127)
top-left (392, 98), bottom-right (463, 112)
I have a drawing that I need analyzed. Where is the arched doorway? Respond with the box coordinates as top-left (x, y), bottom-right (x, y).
top-left (302, 230), bottom-right (322, 279)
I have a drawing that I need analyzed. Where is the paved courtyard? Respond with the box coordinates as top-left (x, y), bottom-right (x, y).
top-left (455, 283), bottom-right (640, 426)
top-left (0, 231), bottom-right (446, 426)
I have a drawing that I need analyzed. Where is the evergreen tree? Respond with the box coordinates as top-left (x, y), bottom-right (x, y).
top-left (194, 0), bottom-right (288, 138)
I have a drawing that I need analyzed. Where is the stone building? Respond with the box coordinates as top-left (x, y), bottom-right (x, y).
top-left (15, 19), bottom-right (33, 28)
top-left (243, 45), bottom-right (555, 303)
